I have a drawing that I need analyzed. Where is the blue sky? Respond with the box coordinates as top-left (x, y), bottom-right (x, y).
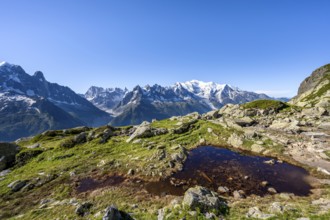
top-left (1, 0), bottom-right (330, 97)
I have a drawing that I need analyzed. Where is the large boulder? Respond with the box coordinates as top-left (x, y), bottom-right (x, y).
top-left (182, 186), bottom-right (227, 213)
top-left (126, 122), bottom-right (167, 143)
top-left (172, 119), bottom-right (198, 134)
top-left (0, 142), bottom-right (20, 171)
top-left (102, 205), bottom-right (133, 220)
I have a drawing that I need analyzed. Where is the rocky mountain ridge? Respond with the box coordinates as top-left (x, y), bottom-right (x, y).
top-left (86, 80), bottom-right (272, 126)
top-left (0, 62), bottom-right (111, 141)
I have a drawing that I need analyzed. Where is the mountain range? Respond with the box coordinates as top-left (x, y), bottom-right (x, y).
top-left (0, 61), bottom-right (280, 141)
top-left (86, 81), bottom-right (272, 126)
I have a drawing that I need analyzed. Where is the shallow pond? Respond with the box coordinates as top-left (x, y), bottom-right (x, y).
top-left (146, 146), bottom-right (312, 196)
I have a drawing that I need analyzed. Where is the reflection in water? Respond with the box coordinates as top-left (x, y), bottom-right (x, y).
top-left (146, 146), bottom-right (312, 196)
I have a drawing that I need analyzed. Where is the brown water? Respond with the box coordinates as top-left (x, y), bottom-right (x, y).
top-left (77, 175), bottom-right (125, 193)
top-left (146, 146), bottom-right (312, 196)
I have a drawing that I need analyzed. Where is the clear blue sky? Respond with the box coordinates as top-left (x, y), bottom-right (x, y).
top-left (1, 0), bottom-right (330, 97)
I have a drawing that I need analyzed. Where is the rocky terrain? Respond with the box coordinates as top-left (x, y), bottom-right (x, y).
top-left (0, 64), bottom-right (329, 219)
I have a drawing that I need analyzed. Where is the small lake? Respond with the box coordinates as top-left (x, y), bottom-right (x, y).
top-left (146, 146), bottom-right (312, 196)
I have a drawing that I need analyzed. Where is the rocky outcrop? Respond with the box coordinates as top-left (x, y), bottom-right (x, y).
top-left (297, 64), bottom-right (330, 96)
top-left (291, 64), bottom-right (330, 108)
top-left (126, 122), bottom-right (168, 143)
top-left (0, 142), bottom-right (20, 171)
top-left (182, 186), bottom-right (227, 213)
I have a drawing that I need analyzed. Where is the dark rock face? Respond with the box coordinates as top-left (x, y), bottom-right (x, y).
top-left (0, 142), bottom-right (20, 171)
top-left (297, 64), bottom-right (330, 95)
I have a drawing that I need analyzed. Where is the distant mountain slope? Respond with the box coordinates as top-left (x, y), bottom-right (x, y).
top-left (290, 64), bottom-right (330, 108)
top-left (85, 86), bottom-right (128, 114)
top-left (86, 80), bottom-right (272, 126)
top-left (0, 62), bottom-right (111, 141)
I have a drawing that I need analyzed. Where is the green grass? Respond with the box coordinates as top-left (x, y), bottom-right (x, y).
top-left (242, 100), bottom-right (290, 111)
top-left (1, 116), bottom-right (330, 219)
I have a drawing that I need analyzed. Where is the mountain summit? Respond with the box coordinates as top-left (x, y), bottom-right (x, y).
top-left (85, 80), bottom-right (271, 126)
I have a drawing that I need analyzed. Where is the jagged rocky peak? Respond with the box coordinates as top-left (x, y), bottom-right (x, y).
top-left (33, 71), bottom-right (46, 82)
top-left (0, 61), bottom-right (25, 74)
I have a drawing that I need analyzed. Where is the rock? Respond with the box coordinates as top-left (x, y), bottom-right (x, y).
top-left (267, 187), bottom-right (277, 194)
top-left (8, 180), bottom-right (27, 192)
top-left (244, 108), bottom-right (259, 117)
top-left (173, 119), bottom-right (198, 134)
top-left (312, 198), bottom-right (330, 213)
top-left (182, 186), bottom-right (227, 213)
top-left (27, 143), bottom-right (40, 149)
top-left (318, 122), bottom-right (330, 130)
top-left (158, 208), bottom-right (165, 220)
top-left (132, 139), bottom-right (142, 144)
top-left (218, 186), bottom-right (229, 194)
top-left (317, 167), bottom-right (330, 175)
top-left (268, 202), bottom-right (284, 214)
top-left (205, 212), bottom-right (217, 219)
top-left (263, 159), bottom-right (275, 165)
top-left (233, 190), bottom-right (245, 199)
top-left (74, 132), bottom-right (87, 144)
top-left (155, 149), bottom-right (166, 161)
top-left (251, 144), bottom-right (264, 153)
top-left (244, 130), bottom-right (258, 139)
top-left (126, 122), bottom-right (168, 143)
top-left (234, 117), bottom-right (255, 127)
top-left (207, 128), bottom-right (213, 133)
top-left (126, 123), bottom-right (152, 143)
top-left (246, 207), bottom-right (275, 219)
top-left (261, 181), bottom-right (269, 187)
top-left (296, 218), bottom-right (310, 220)
top-left (16, 149), bottom-right (43, 166)
top-left (203, 110), bottom-right (221, 120)
top-left (0, 169), bottom-right (11, 177)
top-left (0, 142), bottom-right (20, 171)
top-left (75, 202), bottom-right (93, 216)
top-left (100, 129), bottom-right (114, 144)
top-left (103, 205), bottom-right (132, 220)
top-left (279, 193), bottom-right (292, 200)
top-left (127, 169), bottom-right (134, 176)
top-left (227, 133), bottom-right (243, 147)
